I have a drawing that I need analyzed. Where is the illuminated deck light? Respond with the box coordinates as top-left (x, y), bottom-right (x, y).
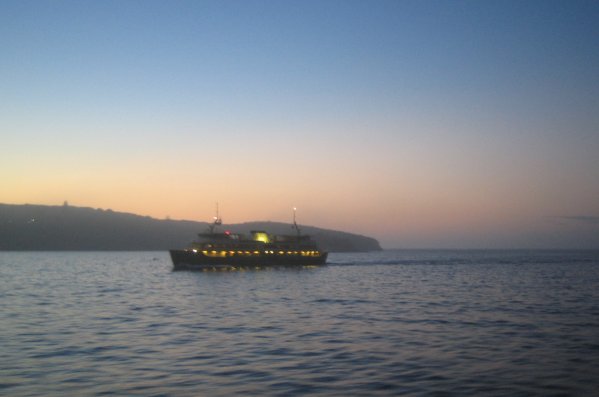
top-left (252, 231), bottom-right (271, 244)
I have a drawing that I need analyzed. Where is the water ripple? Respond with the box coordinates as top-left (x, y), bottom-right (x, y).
top-left (1, 251), bottom-right (598, 396)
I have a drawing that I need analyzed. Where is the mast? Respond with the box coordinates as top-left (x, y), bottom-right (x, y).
top-left (208, 202), bottom-right (222, 233)
top-left (292, 206), bottom-right (301, 237)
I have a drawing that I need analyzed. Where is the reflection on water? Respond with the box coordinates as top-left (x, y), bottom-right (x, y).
top-left (1, 250), bottom-right (598, 396)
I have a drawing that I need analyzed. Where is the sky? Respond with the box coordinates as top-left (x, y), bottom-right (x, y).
top-left (1, 0), bottom-right (598, 249)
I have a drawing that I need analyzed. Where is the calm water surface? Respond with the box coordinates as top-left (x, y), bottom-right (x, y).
top-left (1, 250), bottom-right (598, 396)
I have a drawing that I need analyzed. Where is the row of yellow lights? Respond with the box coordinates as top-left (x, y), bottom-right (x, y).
top-left (198, 265), bottom-right (320, 272)
top-left (190, 249), bottom-right (321, 257)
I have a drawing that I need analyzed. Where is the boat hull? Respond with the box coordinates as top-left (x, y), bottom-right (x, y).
top-left (169, 249), bottom-right (328, 271)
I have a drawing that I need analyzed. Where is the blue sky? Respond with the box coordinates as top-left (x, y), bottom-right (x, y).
top-left (2, 0), bottom-right (599, 248)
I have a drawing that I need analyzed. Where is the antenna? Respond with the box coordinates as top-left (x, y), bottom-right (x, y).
top-left (208, 202), bottom-right (222, 233)
top-left (214, 202), bottom-right (222, 225)
top-left (292, 206), bottom-right (301, 237)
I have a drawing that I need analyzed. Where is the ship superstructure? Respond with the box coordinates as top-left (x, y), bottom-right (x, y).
top-left (169, 207), bottom-right (327, 270)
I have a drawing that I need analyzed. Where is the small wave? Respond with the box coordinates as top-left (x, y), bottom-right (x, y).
top-left (327, 250), bottom-right (599, 267)
top-left (2, 250), bottom-right (598, 397)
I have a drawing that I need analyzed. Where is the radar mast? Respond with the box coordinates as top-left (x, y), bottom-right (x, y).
top-left (292, 207), bottom-right (301, 237)
top-left (208, 202), bottom-right (222, 233)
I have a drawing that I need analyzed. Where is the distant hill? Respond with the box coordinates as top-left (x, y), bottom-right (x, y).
top-left (0, 204), bottom-right (381, 252)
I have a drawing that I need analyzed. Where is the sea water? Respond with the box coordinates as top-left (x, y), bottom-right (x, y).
top-left (1, 250), bottom-right (598, 396)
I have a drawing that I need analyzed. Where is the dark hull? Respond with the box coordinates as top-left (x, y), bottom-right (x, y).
top-left (170, 250), bottom-right (328, 271)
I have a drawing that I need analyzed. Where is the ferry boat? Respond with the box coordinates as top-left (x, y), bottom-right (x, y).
top-left (169, 207), bottom-right (328, 270)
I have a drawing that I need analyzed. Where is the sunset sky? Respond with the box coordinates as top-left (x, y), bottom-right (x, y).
top-left (2, 0), bottom-right (598, 248)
